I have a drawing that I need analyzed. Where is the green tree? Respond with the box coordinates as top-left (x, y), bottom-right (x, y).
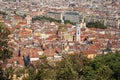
top-left (23, 66), bottom-right (37, 80)
top-left (15, 68), bottom-right (25, 78)
top-left (24, 55), bottom-right (56, 80)
top-left (0, 23), bottom-right (12, 79)
top-left (83, 65), bottom-right (95, 80)
top-left (35, 55), bottom-right (56, 80)
top-left (87, 22), bottom-right (107, 29)
top-left (83, 53), bottom-right (120, 80)
top-left (32, 16), bottom-right (75, 25)
top-left (0, 23), bottom-right (12, 60)
top-left (55, 54), bottom-right (88, 80)
top-left (95, 65), bottom-right (113, 80)
top-left (56, 58), bottom-right (78, 80)
top-left (69, 54), bottom-right (89, 79)
top-left (8, 53), bottom-right (120, 80)
top-left (0, 66), bottom-right (4, 80)
top-left (102, 53), bottom-right (120, 80)
top-left (4, 67), bottom-right (14, 80)
top-left (0, 11), bottom-right (7, 16)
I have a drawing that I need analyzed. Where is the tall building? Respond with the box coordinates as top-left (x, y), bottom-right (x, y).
top-left (61, 11), bottom-right (64, 24)
top-left (76, 24), bottom-right (81, 42)
top-left (47, 11), bottom-right (61, 20)
top-left (25, 15), bottom-right (32, 26)
top-left (64, 11), bottom-right (80, 23)
top-left (81, 15), bottom-right (86, 28)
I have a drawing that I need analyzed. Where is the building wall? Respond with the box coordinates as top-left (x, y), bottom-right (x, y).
top-left (64, 11), bottom-right (80, 23)
top-left (85, 14), bottom-right (120, 28)
top-left (47, 11), bottom-right (82, 23)
top-left (47, 12), bottom-right (61, 20)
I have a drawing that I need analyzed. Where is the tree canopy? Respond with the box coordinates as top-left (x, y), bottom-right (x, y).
top-left (83, 53), bottom-right (120, 80)
top-left (0, 23), bottom-right (12, 79)
top-left (0, 11), bottom-right (7, 16)
top-left (22, 53), bottom-right (120, 80)
top-left (32, 16), bottom-right (75, 25)
top-left (87, 22), bottom-right (107, 29)
top-left (0, 23), bottom-right (12, 60)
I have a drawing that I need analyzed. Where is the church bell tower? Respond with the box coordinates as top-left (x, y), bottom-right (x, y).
top-left (76, 24), bottom-right (81, 42)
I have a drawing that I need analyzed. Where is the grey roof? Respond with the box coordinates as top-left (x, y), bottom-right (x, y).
top-left (65, 11), bottom-right (80, 15)
top-left (48, 12), bottom-right (61, 14)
